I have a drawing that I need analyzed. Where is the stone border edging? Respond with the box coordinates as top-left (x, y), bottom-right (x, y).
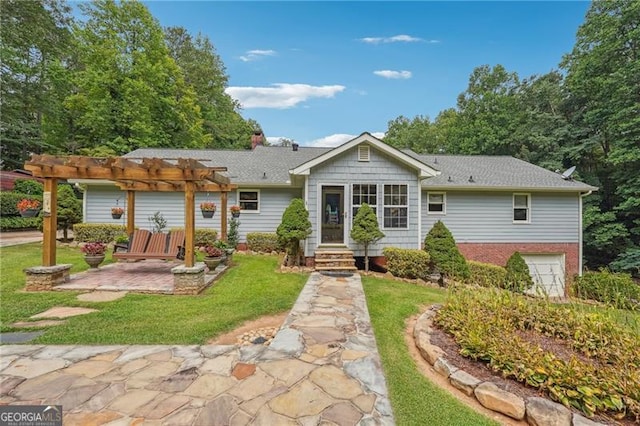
top-left (414, 306), bottom-right (607, 426)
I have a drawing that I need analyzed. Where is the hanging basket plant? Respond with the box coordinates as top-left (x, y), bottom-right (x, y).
top-left (200, 202), bottom-right (216, 218)
top-left (230, 205), bottom-right (241, 218)
top-left (111, 206), bottom-right (124, 219)
top-left (17, 199), bottom-right (41, 217)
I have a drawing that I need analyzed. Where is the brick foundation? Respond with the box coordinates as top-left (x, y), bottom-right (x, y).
top-left (24, 264), bottom-right (73, 291)
top-left (456, 242), bottom-right (579, 277)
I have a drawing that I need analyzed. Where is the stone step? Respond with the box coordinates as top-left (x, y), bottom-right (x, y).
top-left (315, 266), bottom-right (358, 271)
top-left (316, 250), bottom-right (353, 255)
top-left (314, 258), bottom-right (355, 264)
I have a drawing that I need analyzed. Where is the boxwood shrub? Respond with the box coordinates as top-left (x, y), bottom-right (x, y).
top-left (73, 223), bottom-right (127, 243)
top-left (0, 216), bottom-right (42, 231)
top-left (383, 247), bottom-right (431, 280)
top-left (247, 232), bottom-right (281, 252)
top-left (170, 227), bottom-right (217, 247)
top-left (466, 260), bottom-right (507, 288)
top-left (1, 192), bottom-right (43, 216)
top-left (574, 270), bottom-right (640, 311)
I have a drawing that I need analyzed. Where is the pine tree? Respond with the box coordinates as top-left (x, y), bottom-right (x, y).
top-left (424, 220), bottom-right (470, 280)
top-left (350, 203), bottom-right (384, 272)
top-left (505, 251), bottom-right (533, 293)
top-left (56, 184), bottom-right (82, 242)
top-left (277, 199), bottom-right (311, 266)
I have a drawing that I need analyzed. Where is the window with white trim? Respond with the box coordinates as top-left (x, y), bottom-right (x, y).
top-left (352, 184), bottom-right (377, 224)
top-left (238, 190), bottom-right (260, 212)
top-left (383, 184), bottom-right (408, 228)
top-left (513, 193), bottom-right (530, 222)
top-left (427, 192), bottom-right (446, 214)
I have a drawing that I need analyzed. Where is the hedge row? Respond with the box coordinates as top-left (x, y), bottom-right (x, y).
top-left (0, 216), bottom-right (42, 231)
top-left (383, 247), bottom-right (431, 280)
top-left (1, 192), bottom-right (43, 216)
top-left (170, 228), bottom-right (218, 247)
top-left (574, 270), bottom-right (640, 311)
top-left (73, 223), bottom-right (127, 243)
top-left (466, 260), bottom-right (508, 288)
top-left (247, 232), bottom-right (281, 252)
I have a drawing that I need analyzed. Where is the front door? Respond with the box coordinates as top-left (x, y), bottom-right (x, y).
top-left (321, 186), bottom-right (344, 244)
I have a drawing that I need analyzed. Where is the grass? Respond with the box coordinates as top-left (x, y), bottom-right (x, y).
top-left (0, 243), bottom-right (307, 344)
top-left (362, 275), bottom-right (497, 426)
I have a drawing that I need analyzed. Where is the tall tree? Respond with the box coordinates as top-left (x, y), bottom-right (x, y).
top-left (164, 27), bottom-right (254, 149)
top-left (562, 0), bottom-right (640, 270)
top-left (0, 0), bottom-right (72, 169)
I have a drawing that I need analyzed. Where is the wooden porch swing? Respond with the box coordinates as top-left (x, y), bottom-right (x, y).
top-left (24, 154), bottom-right (237, 269)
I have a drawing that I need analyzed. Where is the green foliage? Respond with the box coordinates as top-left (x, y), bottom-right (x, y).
top-left (466, 261), bottom-right (508, 288)
top-left (1, 192), bottom-right (43, 216)
top-left (13, 179), bottom-right (44, 195)
top-left (575, 270), bottom-right (640, 311)
top-left (147, 211), bottom-right (167, 233)
top-left (247, 233), bottom-right (281, 253)
top-left (610, 247), bottom-right (640, 278)
top-left (0, 216), bottom-right (42, 231)
top-left (424, 221), bottom-right (470, 280)
top-left (351, 203), bottom-right (385, 272)
top-left (437, 287), bottom-right (640, 420)
top-left (171, 227), bottom-right (217, 247)
top-left (73, 223), bottom-right (126, 243)
top-left (56, 184), bottom-right (82, 240)
top-left (227, 218), bottom-right (240, 249)
top-left (277, 198), bottom-right (311, 266)
top-left (383, 247), bottom-right (430, 280)
top-left (505, 251), bottom-right (534, 293)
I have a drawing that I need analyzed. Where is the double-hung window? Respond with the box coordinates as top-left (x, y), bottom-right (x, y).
top-left (427, 192), bottom-right (446, 214)
top-left (513, 193), bottom-right (530, 223)
top-left (383, 184), bottom-right (408, 228)
top-left (352, 184), bottom-right (377, 224)
top-left (238, 190), bottom-right (259, 212)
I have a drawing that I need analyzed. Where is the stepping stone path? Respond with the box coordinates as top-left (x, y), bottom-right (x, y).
top-left (0, 273), bottom-right (394, 425)
top-left (30, 307), bottom-right (98, 319)
top-left (76, 291), bottom-right (127, 302)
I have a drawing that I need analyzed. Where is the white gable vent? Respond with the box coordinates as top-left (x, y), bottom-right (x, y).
top-left (358, 145), bottom-right (370, 162)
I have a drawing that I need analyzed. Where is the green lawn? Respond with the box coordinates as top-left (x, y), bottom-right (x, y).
top-left (0, 243), bottom-right (307, 344)
top-left (362, 276), bottom-right (497, 426)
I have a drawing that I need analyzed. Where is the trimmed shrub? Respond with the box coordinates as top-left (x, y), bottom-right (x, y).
top-left (1, 192), bottom-right (43, 216)
top-left (424, 220), bottom-right (470, 280)
top-left (467, 261), bottom-right (508, 288)
top-left (0, 216), bottom-right (42, 231)
top-left (505, 251), bottom-right (534, 293)
top-left (73, 223), bottom-right (127, 243)
top-left (575, 270), bottom-right (640, 311)
top-left (383, 247), bottom-right (430, 280)
top-left (13, 179), bottom-right (43, 195)
top-left (351, 203), bottom-right (385, 272)
top-left (277, 198), bottom-right (311, 266)
top-left (171, 228), bottom-right (217, 247)
top-left (247, 232), bottom-right (281, 252)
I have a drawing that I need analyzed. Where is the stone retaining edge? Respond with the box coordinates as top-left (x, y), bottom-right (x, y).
top-left (414, 306), bottom-right (608, 426)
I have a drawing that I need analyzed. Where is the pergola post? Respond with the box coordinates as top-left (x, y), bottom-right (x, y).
top-left (42, 178), bottom-right (58, 266)
top-left (184, 181), bottom-right (196, 267)
top-left (221, 191), bottom-right (228, 242)
top-left (126, 190), bottom-right (135, 235)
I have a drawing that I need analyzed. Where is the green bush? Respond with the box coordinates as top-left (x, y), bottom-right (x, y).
top-left (13, 179), bottom-right (43, 195)
top-left (277, 198), bottom-right (311, 266)
top-left (383, 247), bottom-right (431, 280)
top-left (466, 261), bottom-right (508, 288)
top-left (575, 270), bottom-right (640, 311)
top-left (437, 286), bottom-right (639, 420)
top-left (170, 228), bottom-right (217, 247)
top-left (424, 220), bottom-right (470, 280)
top-left (73, 223), bottom-right (127, 243)
top-left (247, 232), bottom-right (281, 252)
top-left (0, 192), bottom-right (43, 216)
top-left (0, 216), bottom-right (42, 231)
top-left (505, 251), bottom-right (534, 293)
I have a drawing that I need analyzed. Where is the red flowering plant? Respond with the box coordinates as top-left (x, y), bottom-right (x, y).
top-left (200, 202), bottom-right (216, 212)
top-left (230, 205), bottom-right (241, 213)
top-left (81, 242), bottom-right (107, 256)
top-left (111, 207), bottom-right (124, 215)
top-left (17, 199), bottom-right (41, 211)
top-left (202, 245), bottom-right (224, 258)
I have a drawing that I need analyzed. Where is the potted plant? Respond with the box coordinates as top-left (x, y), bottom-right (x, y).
top-left (202, 245), bottom-right (225, 270)
top-left (81, 242), bottom-right (107, 268)
top-left (111, 206), bottom-right (124, 219)
top-left (200, 201), bottom-right (216, 218)
top-left (230, 205), bottom-right (241, 218)
top-left (17, 199), bottom-right (41, 217)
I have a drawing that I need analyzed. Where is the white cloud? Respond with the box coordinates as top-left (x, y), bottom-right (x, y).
top-left (359, 34), bottom-right (423, 44)
top-left (373, 70), bottom-right (412, 79)
top-left (304, 132), bottom-right (386, 148)
top-left (266, 136), bottom-right (284, 145)
top-left (239, 49), bottom-right (277, 62)
top-left (225, 83), bottom-right (345, 109)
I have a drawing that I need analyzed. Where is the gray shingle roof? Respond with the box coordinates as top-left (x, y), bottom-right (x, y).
top-left (124, 145), bottom-right (596, 191)
top-left (404, 151), bottom-right (596, 191)
top-left (125, 146), bottom-right (331, 185)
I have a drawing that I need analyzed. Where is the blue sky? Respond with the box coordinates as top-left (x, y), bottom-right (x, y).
top-left (143, 1), bottom-right (590, 147)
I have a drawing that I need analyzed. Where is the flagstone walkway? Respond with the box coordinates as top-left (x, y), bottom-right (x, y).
top-left (0, 273), bottom-right (394, 425)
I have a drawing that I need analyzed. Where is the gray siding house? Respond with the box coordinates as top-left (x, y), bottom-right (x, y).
top-left (79, 133), bottom-right (596, 296)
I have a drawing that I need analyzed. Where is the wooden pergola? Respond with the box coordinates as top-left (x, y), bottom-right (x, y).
top-left (25, 154), bottom-right (236, 268)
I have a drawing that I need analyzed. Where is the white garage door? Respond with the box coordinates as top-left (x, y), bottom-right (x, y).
top-left (521, 254), bottom-right (565, 298)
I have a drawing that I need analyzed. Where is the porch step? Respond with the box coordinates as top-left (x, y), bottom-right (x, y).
top-left (315, 248), bottom-right (357, 272)
top-left (316, 266), bottom-right (358, 271)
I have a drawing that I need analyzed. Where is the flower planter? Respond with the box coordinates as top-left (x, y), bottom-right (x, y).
top-left (84, 254), bottom-right (105, 269)
top-left (19, 208), bottom-right (40, 218)
top-left (112, 213), bottom-right (123, 219)
top-left (231, 212), bottom-right (240, 218)
top-left (201, 210), bottom-right (215, 218)
top-left (203, 256), bottom-right (223, 270)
